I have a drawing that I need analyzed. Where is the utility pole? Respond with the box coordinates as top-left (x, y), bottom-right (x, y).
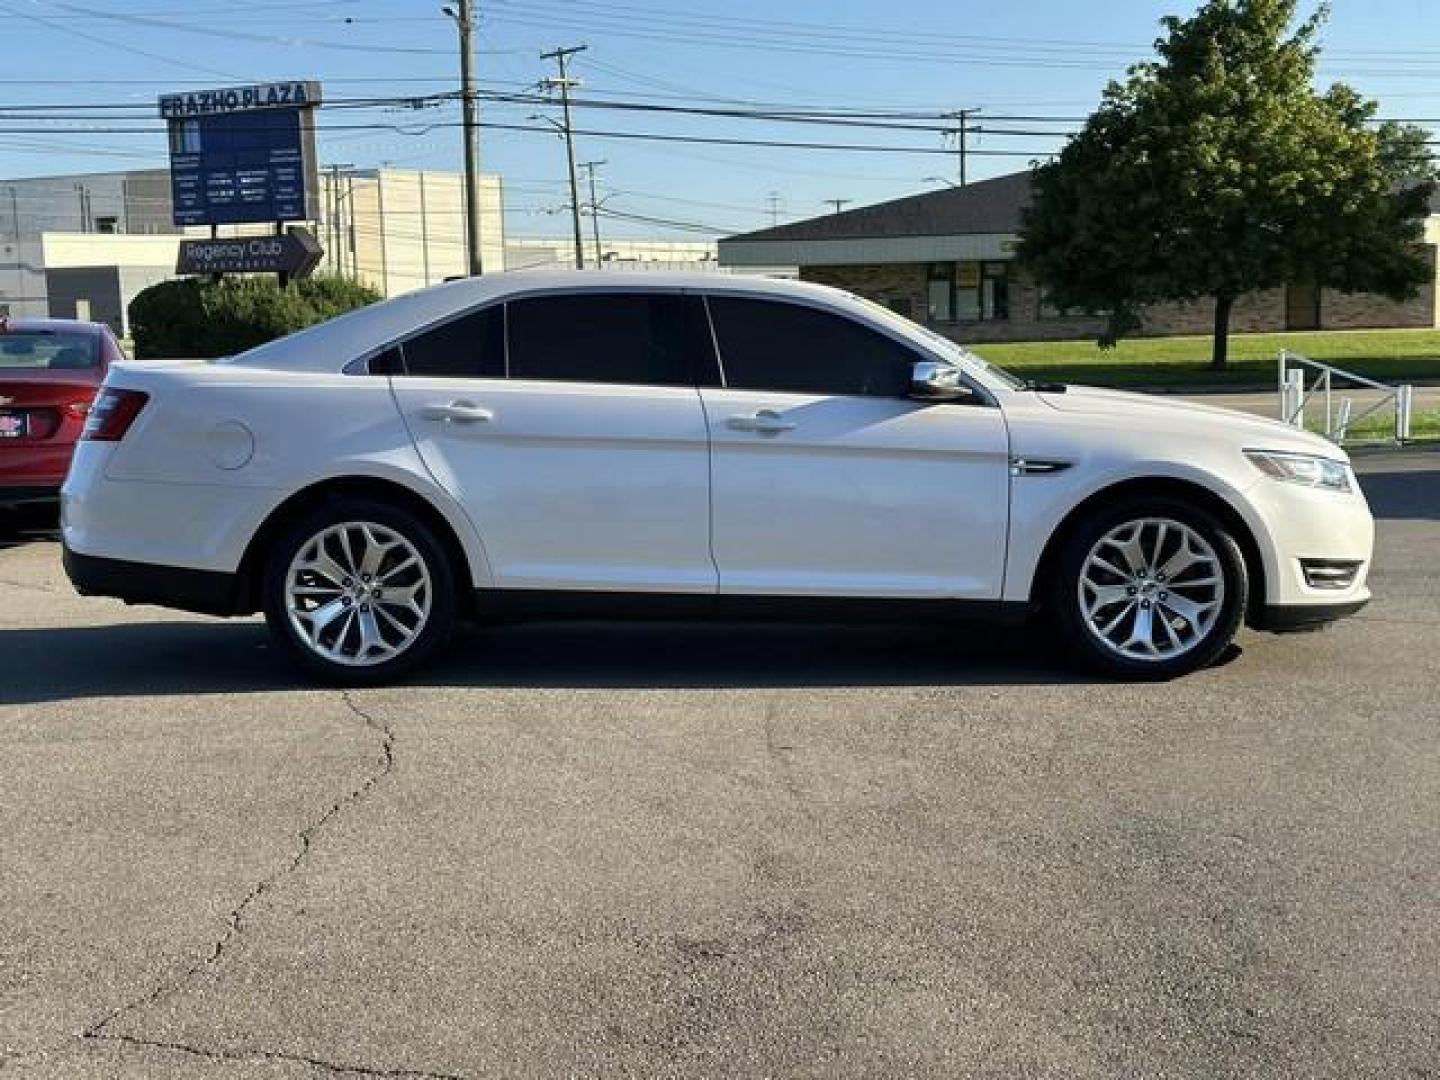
top-left (579, 159), bottom-right (605, 266)
top-left (766, 191), bottom-right (782, 227)
top-left (948, 108), bottom-right (980, 186)
top-left (540, 44), bottom-right (587, 270)
top-left (825, 198), bottom-right (851, 215)
top-left (443, 0), bottom-right (484, 276)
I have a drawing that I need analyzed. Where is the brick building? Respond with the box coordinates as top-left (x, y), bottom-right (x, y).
top-left (717, 171), bottom-right (1440, 343)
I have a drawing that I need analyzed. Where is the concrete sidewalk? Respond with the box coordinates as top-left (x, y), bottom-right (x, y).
top-left (1176, 386), bottom-right (1440, 423)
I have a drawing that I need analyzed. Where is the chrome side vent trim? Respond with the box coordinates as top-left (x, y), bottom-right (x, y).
top-left (1300, 558), bottom-right (1363, 590)
top-left (1010, 457), bottom-right (1073, 477)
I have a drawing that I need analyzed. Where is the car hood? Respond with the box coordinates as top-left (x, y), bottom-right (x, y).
top-left (1036, 384), bottom-right (1345, 458)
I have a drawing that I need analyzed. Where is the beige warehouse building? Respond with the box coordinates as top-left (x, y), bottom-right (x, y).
top-left (1, 166), bottom-right (507, 333)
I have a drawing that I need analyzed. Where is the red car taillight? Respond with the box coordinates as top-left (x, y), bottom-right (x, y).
top-left (82, 388), bottom-right (148, 441)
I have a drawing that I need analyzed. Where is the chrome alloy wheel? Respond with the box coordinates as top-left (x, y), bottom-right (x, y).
top-left (284, 521), bottom-right (432, 667)
top-left (1078, 517), bottom-right (1225, 662)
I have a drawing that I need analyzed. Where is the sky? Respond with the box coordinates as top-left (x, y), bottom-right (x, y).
top-left (0, 0), bottom-right (1437, 241)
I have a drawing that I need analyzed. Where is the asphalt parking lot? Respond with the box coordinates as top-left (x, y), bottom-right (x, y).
top-left (2, 451), bottom-right (1438, 1079)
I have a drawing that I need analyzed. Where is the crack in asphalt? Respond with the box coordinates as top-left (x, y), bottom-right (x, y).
top-left (95, 1033), bottom-right (468, 1079)
top-left (43, 690), bottom-right (465, 1079)
top-left (1355, 614), bottom-right (1440, 626)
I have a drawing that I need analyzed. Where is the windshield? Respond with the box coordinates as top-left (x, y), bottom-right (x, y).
top-left (850, 294), bottom-right (1027, 390)
top-left (0, 331), bottom-right (100, 370)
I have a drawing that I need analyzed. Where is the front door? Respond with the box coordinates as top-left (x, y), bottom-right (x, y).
top-left (389, 291), bottom-right (718, 593)
top-left (700, 295), bottom-right (1011, 599)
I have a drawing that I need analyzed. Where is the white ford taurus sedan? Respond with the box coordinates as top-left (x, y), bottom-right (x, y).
top-left (61, 272), bottom-right (1372, 682)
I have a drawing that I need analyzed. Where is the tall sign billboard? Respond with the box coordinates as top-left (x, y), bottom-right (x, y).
top-left (159, 81), bottom-right (322, 228)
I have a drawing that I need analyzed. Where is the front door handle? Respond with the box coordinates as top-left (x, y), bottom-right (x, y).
top-left (727, 408), bottom-right (796, 434)
top-left (420, 400), bottom-right (493, 424)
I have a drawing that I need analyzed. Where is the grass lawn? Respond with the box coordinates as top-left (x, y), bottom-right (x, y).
top-left (976, 328), bottom-right (1440, 389)
top-left (1322, 408), bottom-right (1440, 443)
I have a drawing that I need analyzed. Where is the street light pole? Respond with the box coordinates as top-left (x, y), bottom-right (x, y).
top-left (444, 1), bottom-right (484, 276)
top-left (541, 44), bottom-right (587, 271)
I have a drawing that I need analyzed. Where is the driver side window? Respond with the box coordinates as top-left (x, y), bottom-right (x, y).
top-left (706, 296), bottom-right (918, 398)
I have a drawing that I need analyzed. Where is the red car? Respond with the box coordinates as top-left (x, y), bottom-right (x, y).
top-left (0, 316), bottom-right (124, 512)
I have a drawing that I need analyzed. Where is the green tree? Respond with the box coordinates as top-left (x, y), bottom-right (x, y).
top-left (1016, 0), bottom-right (1437, 369)
top-left (129, 275), bottom-right (381, 359)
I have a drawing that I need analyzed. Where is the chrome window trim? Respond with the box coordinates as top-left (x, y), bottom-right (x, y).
top-left (699, 295), bottom-right (727, 389)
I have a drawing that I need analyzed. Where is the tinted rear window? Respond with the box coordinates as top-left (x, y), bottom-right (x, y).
top-left (399, 306), bottom-right (505, 378)
top-left (0, 332), bottom-right (100, 370)
top-left (507, 293), bottom-right (709, 387)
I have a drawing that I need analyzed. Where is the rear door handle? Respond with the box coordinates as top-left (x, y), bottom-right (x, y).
top-left (727, 408), bottom-right (795, 434)
top-left (420, 400), bottom-right (493, 424)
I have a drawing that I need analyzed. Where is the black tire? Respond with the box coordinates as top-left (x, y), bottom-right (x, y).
top-left (1047, 496), bottom-right (1248, 681)
top-left (261, 496), bottom-right (458, 685)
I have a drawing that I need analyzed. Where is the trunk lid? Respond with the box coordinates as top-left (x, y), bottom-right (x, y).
top-left (0, 372), bottom-right (101, 443)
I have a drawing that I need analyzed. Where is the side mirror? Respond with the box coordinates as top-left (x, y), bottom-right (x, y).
top-left (909, 361), bottom-right (974, 403)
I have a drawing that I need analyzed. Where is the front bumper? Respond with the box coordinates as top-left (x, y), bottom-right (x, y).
top-left (63, 543), bottom-right (239, 617)
top-left (1240, 469), bottom-right (1374, 616)
top-left (1252, 597), bottom-right (1369, 633)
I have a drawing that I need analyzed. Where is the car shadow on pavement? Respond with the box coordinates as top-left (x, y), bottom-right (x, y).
top-left (0, 617), bottom-right (1092, 705)
top-left (1358, 462), bottom-right (1440, 522)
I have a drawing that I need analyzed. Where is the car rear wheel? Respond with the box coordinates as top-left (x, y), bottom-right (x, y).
top-left (1050, 497), bottom-right (1247, 680)
top-left (262, 497), bottom-right (457, 684)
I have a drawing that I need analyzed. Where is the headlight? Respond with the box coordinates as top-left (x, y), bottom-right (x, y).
top-left (1244, 449), bottom-right (1353, 493)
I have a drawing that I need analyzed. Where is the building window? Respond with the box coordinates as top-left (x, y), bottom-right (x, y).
top-left (926, 263), bottom-right (953, 322)
top-left (981, 261), bottom-right (1009, 321)
top-left (94, 216), bottom-right (119, 234)
top-left (931, 261), bottom-right (1009, 323)
top-left (927, 262), bottom-right (1011, 322)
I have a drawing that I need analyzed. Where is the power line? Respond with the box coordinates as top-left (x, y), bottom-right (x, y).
top-left (0, 0), bottom-right (244, 81)
top-left (34, 0), bottom-right (470, 56)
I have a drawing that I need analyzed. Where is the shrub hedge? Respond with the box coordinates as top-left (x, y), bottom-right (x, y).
top-left (128, 275), bottom-right (382, 359)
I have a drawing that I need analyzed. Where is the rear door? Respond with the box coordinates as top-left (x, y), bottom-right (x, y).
top-left (388, 289), bottom-right (718, 593)
top-left (700, 294), bottom-right (1011, 599)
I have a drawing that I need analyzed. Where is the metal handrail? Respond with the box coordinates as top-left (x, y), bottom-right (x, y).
top-left (1278, 350), bottom-right (1414, 444)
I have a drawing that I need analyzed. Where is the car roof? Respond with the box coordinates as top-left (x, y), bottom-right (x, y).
top-left (0, 317), bottom-right (107, 336)
top-left (223, 270), bottom-right (864, 374)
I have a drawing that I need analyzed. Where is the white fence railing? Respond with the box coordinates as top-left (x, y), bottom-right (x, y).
top-left (1278, 350), bottom-right (1414, 444)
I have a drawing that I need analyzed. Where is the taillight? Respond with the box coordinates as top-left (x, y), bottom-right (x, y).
top-left (82, 388), bottom-right (148, 441)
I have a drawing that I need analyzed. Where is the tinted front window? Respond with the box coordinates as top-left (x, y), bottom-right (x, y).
top-left (399, 306), bottom-right (504, 378)
top-left (707, 297), bottom-right (916, 397)
top-left (507, 293), bottom-right (708, 386)
top-left (0, 332), bottom-right (100, 370)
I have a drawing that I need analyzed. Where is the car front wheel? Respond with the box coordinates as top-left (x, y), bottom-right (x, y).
top-left (262, 497), bottom-right (457, 684)
top-left (1050, 497), bottom-right (1248, 680)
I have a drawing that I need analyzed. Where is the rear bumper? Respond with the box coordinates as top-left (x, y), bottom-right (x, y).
top-left (1252, 598), bottom-right (1369, 633)
top-left (62, 543), bottom-right (239, 617)
top-left (0, 484), bottom-right (61, 507)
